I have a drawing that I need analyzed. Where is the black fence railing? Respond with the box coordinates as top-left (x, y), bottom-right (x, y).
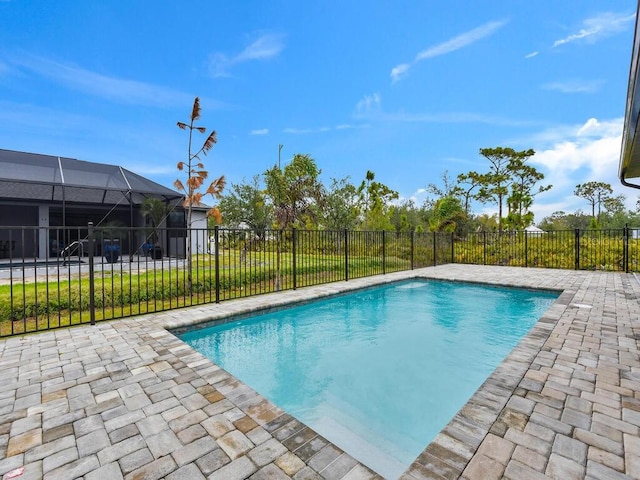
top-left (453, 228), bottom-right (639, 271)
top-left (0, 225), bottom-right (637, 337)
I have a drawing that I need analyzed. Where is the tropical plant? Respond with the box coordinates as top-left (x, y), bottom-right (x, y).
top-left (264, 153), bottom-right (325, 289)
top-left (429, 196), bottom-right (467, 234)
top-left (175, 97), bottom-right (226, 291)
top-left (140, 197), bottom-right (168, 243)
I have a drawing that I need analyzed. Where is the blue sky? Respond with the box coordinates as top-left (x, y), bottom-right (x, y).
top-left (0, 1), bottom-right (637, 222)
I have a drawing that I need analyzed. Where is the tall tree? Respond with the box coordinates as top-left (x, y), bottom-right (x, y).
top-left (574, 181), bottom-right (613, 223)
top-left (456, 171), bottom-right (483, 215)
top-left (506, 153), bottom-right (551, 229)
top-left (357, 170), bottom-right (398, 230)
top-left (475, 147), bottom-right (535, 232)
top-left (264, 153), bottom-right (324, 289)
top-left (175, 97), bottom-right (226, 291)
top-left (264, 153), bottom-right (324, 229)
top-left (218, 176), bottom-right (272, 239)
top-left (322, 177), bottom-right (361, 230)
top-left (426, 170), bottom-right (463, 208)
top-left (474, 148), bottom-right (514, 232)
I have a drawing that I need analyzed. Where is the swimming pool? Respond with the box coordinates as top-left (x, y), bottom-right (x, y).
top-left (180, 279), bottom-right (557, 478)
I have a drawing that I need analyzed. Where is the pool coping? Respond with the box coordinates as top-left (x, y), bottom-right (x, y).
top-left (156, 269), bottom-right (574, 479)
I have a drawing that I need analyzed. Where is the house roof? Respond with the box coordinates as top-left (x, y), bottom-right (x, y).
top-left (0, 149), bottom-right (183, 205)
top-left (620, 4), bottom-right (640, 187)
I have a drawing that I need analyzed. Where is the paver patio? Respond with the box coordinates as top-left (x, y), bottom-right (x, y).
top-left (0, 265), bottom-right (639, 479)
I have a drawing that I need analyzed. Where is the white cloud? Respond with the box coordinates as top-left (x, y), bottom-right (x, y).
top-left (552, 11), bottom-right (635, 48)
top-left (417, 20), bottom-right (507, 60)
top-left (283, 126), bottom-right (331, 134)
top-left (525, 51), bottom-right (539, 59)
top-left (353, 95), bottom-right (538, 127)
top-left (209, 33), bottom-right (285, 78)
top-left (390, 63), bottom-right (410, 83)
top-left (208, 53), bottom-right (232, 78)
top-left (9, 54), bottom-right (194, 107)
top-left (529, 117), bottom-right (626, 217)
top-left (236, 34), bottom-right (285, 61)
top-left (250, 128), bottom-right (269, 135)
top-left (282, 123), bottom-right (368, 135)
top-left (533, 118), bottom-right (622, 174)
top-left (542, 80), bottom-right (604, 94)
top-left (390, 20), bottom-right (508, 82)
top-left (354, 93), bottom-right (382, 117)
top-left (404, 188), bottom-right (429, 206)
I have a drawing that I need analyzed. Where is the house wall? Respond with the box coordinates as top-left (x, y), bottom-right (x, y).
top-left (191, 211), bottom-right (209, 255)
top-left (0, 204), bottom-right (38, 259)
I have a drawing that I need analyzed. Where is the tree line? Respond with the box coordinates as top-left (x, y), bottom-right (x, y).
top-left (217, 146), bottom-right (554, 237)
top-left (172, 98), bottom-right (640, 239)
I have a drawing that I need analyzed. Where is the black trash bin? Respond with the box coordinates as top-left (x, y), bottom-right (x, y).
top-left (103, 239), bottom-right (120, 263)
top-left (152, 246), bottom-right (163, 260)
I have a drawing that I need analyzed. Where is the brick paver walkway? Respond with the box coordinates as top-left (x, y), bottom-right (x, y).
top-left (0, 266), bottom-right (639, 479)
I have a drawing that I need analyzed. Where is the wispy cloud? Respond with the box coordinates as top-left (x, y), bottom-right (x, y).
top-left (542, 79), bottom-right (604, 94)
top-left (552, 12), bottom-right (635, 48)
top-left (525, 51), bottom-right (539, 59)
top-left (283, 126), bottom-right (331, 134)
top-left (390, 64), bottom-right (410, 82)
top-left (390, 20), bottom-right (508, 82)
top-left (250, 128), bottom-right (269, 135)
top-left (283, 124), bottom-right (368, 135)
top-left (9, 54), bottom-right (195, 108)
top-left (353, 93), bottom-right (537, 127)
top-left (355, 93), bottom-right (382, 116)
top-left (209, 33), bottom-right (285, 78)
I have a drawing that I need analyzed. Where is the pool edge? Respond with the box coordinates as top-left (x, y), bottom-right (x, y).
top-left (160, 267), bottom-right (570, 479)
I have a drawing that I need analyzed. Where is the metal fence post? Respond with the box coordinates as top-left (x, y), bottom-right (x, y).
top-left (292, 227), bottom-right (297, 290)
top-left (344, 229), bottom-right (349, 281)
top-left (433, 232), bottom-right (437, 266)
top-left (411, 230), bottom-right (415, 270)
top-left (451, 232), bottom-right (454, 263)
top-left (525, 231), bottom-right (528, 268)
top-left (88, 222), bottom-right (96, 325)
top-left (624, 224), bottom-right (630, 273)
top-left (214, 226), bottom-right (220, 303)
top-left (483, 231), bottom-right (487, 265)
top-left (382, 230), bottom-right (386, 274)
top-left (574, 229), bottom-right (580, 270)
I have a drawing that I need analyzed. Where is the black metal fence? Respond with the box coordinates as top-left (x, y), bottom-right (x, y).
top-left (0, 225), bottom-right (637, 337)
top-left (454, 228), bottom-right (640, 272)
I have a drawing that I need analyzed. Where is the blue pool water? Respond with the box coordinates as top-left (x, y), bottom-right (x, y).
top-left (180, 280), bottom-right (557, 478)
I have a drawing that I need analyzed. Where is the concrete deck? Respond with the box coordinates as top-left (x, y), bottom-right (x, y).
top-left (0, 265), bottom-right (639, 479)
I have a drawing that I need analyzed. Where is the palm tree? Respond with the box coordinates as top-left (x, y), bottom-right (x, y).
top-left (140, 197), bottom-right (168, 249)
top-left (264, 154), bottom-right (324, 290)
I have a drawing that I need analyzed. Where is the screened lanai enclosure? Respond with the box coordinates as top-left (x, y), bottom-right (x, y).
top-left (0, 149), bottom-right (194, 260)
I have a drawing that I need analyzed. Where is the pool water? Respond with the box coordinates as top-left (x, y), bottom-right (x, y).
top-left (180, 280), bottom-right (557, 478)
